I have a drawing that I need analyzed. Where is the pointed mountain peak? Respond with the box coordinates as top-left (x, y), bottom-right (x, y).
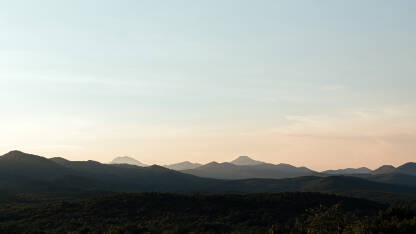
top-left (230, 156), bottom-right (264, 166)
top-left (110, 156), bottom-right (147, 167)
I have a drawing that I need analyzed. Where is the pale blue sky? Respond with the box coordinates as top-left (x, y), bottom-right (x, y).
top-left (1, 1), bottom-right (415, 170)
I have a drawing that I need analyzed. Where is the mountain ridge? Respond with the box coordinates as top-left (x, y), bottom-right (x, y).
top-left (230, 156), bottom-right (264, 166)
top-left (164, 161), bottom-right (202, 170)
top-left (322, 167), bottom-right (372, 175)
top-left (0, 150), bottom-right (416, 207)
top-left (110, 156), bottom-right (147, 167)
top-left (182, 161), bottom-right (317, 180)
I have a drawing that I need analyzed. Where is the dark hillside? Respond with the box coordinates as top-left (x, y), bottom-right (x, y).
top-left (0, 192), bottom-right (388, 233)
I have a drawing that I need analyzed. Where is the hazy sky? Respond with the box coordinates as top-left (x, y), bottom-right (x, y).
top-left (1, 1), bottom-right (415, 170)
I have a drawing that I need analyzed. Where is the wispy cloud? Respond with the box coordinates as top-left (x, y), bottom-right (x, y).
top-left (280, 105), bottom-right (416, 140)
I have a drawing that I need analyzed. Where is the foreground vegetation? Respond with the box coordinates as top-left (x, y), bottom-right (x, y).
top-left (0, 192), bottom-right (415, 233)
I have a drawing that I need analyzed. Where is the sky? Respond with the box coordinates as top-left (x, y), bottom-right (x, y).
top-left (0, 0), bottom-right (415, 171)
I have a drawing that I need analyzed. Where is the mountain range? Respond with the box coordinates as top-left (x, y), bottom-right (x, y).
top-left (322, 167), bottom-right (372, 175)
top-left (182, 161), bottom-right (316, 179)
top-left (109, 156), bottom-right (202, 170)
top-left (0, 151), bottom-right (416, 204)
top-left (108, 155), bottom-right (416, 181)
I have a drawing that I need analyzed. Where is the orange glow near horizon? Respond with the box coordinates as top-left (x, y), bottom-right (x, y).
top-left (2, 106), bottom-right (415, 171)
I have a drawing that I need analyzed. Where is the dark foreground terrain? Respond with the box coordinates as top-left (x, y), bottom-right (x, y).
top-left (0, 151), bottom-right (415, 233)
top-left (0, 192), bottom-right (415, 234)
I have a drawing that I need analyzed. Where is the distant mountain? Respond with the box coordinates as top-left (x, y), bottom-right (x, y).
top-left (371, 163), bottom-right (416, 176)
top-left (346, 163), bottom-right (416, 188)
top-left (0, 151), bottom-right (217, 193)
top-left (322, 167), bottom-right (371, 175)
top-left (372, 165), bottom-right (396, 175)
top-left (362, 173), bottom-right (416, 187)
top-left (164, 161), bottom-right (202, 171)
top-left (230, 156), bottom-right (264, 166)
top-left (0, 150), bottom-right (71, 179)
top-left (1, 151), bottom-right (416, 205)
top-left (110, 156), bottom-right (147, 167)
top-left (182, 161), bottom-right (316, 179)
top-left (395, 162), bottom-right (416, 176)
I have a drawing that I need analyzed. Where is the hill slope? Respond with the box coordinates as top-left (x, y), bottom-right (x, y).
top-left (322, 167), bottom-right (371, 175)
top-left (1, 151), bottom-right (416, 205)
top-left (395, 162), bottom-right (416, 176)
top-left (183, 162), bottom-right (316, 179)
top-left (164, 161), bottom-right (202, 170)
top-left (0, 193), bottom-right (391, 233)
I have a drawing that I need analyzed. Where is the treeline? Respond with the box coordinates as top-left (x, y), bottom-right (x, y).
top-left (0, 192), bottom-right (414, 233)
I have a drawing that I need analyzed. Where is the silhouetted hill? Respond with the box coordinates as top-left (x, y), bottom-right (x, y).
top-left (109, 156), bottom-right (147, 167)
top-left (51, 157), bottom-right (217, 192)
top-left (0, 151), bottom-right (71, 179)
top-left (372, 165), bottom-right (396, 174)
top-left (341, 163), bottom-right (416, 188)
top-left (182, 162), bottom-right (316, 179)
top-left (0, 151), bottom-right (83, 192)
top-left (218, 175), bottom-right (415, 193)
top-left (0, 151), bottom-right (217, 193)
top-left (363, 173), bottom-right (416, 187)
top-left (363, 163), bottom-right (416, 187)
top-left (164, 161), bottom-right (202, 170)
top-left (1, 151), bottom-right (416, 205)
top-left (322, 167), bottom-right (371, 175)
top-left (396, 162), bottom-right (416, 176)
top-left (230, 156), bottom-right (264, 166)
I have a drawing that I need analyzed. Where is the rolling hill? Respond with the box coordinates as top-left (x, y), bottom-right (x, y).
top-left (395, 162), bottom-right (416, 176)
top-left (362, 173), bottom-right (416, 187)
top-left (322, 167), bottom-right (371, 175)
top-left (182, 161), bottom-right (316, 179)
top-left (164, 161), bottom-right (202, 170)
top-left (1, 151), bottom-right (416, 205)
top-left (371, 165), bottom-right (396, 174)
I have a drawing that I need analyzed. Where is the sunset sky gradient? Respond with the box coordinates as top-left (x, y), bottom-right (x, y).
top-left (1, 1), bottom-right (415, 170)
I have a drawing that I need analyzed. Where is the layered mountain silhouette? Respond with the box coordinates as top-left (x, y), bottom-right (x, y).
top-left (369, 163), bottom-right (416, 176)
top-left (322, 167), bottom-right (372, 175)
top-left (182, 161), bottom-right (316, 179)
top-left (94, 154), bottom-right (416, 184)
top-left (360, 173), bottom-right (416, 187)
top-left (372, 165), bottom-right (396, 175)
top-left (1, 151), bottom-right (415, 202)
top-left (164, 161), bottom-right (202, 170)
top-left (109, 155), bottom-right (315, 179)
top-left (110, 156), bottom-right (147, 167)
top-left (395, 162), bottom-right (416, 176)
top-left (319, 164), bottom-right (416, 188)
